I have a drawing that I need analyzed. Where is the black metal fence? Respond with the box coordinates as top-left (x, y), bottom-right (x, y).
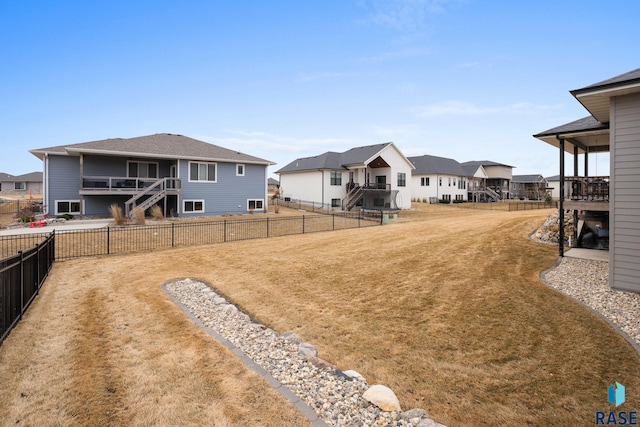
top-left (1, 212), bottom-right (382, 261)
top-left (1, 232), bottom-right (55, 345)
top-left (453, 201), bottom-right (555, 211)
top-left (0, 198), bottom-right (44, 218)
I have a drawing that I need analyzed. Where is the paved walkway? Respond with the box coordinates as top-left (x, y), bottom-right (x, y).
top-left (0, 219), bottom-right (113, 236)
top-left (564, 248), bottom-right (609, 262)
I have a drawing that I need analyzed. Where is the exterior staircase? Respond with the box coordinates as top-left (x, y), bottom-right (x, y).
top-left (484, 187), bottom-right (500, 202)
top-left (125, 178), bottom-right (179, 216)
top-left (343, 185), bottom-right (364, 210)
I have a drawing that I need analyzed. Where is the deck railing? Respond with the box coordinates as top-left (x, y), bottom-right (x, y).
top-left (81, 176), bottom-right (181, 192)
top-left (564, 176), bottom-right (609, 201)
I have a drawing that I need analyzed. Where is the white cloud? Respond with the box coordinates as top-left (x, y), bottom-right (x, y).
top-left (359, 0), bottom-right (452, 32)
top-left (358, 46), bottom-right (430, 63)
top-left (294, 71), bottom-right (356, 83)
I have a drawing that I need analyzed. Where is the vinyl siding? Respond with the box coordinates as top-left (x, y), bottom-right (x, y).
top-left (610, 92), bottom-right (640, 292)
top-left (279, 171), bottom-right (323, 203)
top-left (179, 160), bottom-right (267, 216)
top-left (47, 155), bottom-right (81, 215)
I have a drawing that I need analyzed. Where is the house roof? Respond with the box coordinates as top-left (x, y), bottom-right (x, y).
top-left (570, 67), bottom-right (640, 123)
top-left (408, 155), bottom-right (467, 176)
top-left (268, 177), bottom-right (279, 185)
top-left (533, 116), bottom-right (610, 154)
top-left (30, 133), bottom-right (274, 165)
top-left (460, 160), bottom-right (514, 169)
top-left (277, 142), bottom-right (413, 173)
top-left (511, 174), bottom-right (546, 183)
top-left (0, 172), bottom-right (15, 182)
top-left (12, 171), bottom-right (43, 182)
top-left (545, 175), bottom-right (560, 181)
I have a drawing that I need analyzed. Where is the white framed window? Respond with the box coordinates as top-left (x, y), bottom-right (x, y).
top-left (14, 182), bottom-right (26, 190)
top-left (56, 200), bottom-right (81, 215)
top-left (331, 198), bottom-right (341, 207)
top-left (183, 200), bottom-right (204, 213)
top-left (236, 164), bottom-right (245, 176)
top-left (247, 199), bottom-right (264, 211)
top-left (189, 162), bottom-right (216, 182)
top-left (330, 171), bottom-right (342, 186)
top-left (421, 177), bottom-right (430, 186)
top-left (397, 173), bottom-right (406, 187)
top-left (127, 161), bottom-right (158, 178)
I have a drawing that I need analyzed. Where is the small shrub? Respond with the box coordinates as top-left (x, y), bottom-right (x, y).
top-left (110, 204), bottom-right (127, 226)
top-left (132, 207), bottom-right (146, 225)
top-left (56, 214), bottom-right (74, 220)
top-left (149, 205), bottom-right (164, 220)
top-left (439, 199), bottom-right (451, 204)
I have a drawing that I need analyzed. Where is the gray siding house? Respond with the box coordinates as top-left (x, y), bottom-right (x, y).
top-left (30, 134), bottom-right (274, 218)
top-left (534, 67), bottom-right (640, 293)
top-left (0, 172), bottom-right (43, 195)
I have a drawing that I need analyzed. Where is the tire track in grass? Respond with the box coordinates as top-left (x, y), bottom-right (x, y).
top-left (68, 288), bottom-right (127, 425)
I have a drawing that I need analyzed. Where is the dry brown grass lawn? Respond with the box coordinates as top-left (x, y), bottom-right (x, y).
top-left (1, 203), bottom-right (639, 426)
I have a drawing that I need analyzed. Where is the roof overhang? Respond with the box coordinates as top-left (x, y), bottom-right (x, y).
top-left (571, 81), bottom-right (640, 123)
top-left (31, 147), bottom-right (275, 165)
top-left (533, 116), bottom-right (610, 154)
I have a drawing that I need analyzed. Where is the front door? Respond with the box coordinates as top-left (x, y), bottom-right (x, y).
top-left (376, 175), bottom-right (386, 189)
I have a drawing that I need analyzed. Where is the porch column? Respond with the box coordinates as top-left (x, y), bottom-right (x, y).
top-left (558, 137), bottom-right (565, 257)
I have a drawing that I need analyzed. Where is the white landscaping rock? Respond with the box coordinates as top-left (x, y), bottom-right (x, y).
top-left (363, 384), bottom-right (402, 412)
top-left (342, 370), bottom-right (365, 381)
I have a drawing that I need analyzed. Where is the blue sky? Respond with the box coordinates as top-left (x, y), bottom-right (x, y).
top-left (2, 1), bottom-right (638, 178)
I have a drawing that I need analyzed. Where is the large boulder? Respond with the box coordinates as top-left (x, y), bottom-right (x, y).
top-left (363, 384), bottom-right (401, 412)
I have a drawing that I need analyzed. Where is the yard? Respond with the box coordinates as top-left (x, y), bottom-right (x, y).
top-left (1, 203), bottom-right (639, 426)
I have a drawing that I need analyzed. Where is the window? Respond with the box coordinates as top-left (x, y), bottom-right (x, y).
top-left (421, 177), bottom-right (430, 186)
top-left (397, 173), bottom-right (406, 187)
top-left (14, 182), bottom-right (26, 191)
top-left (439, 177), bottom-right (442, 186)
top-left (183, 200), bottom-right (204, 213)
top-left (442, 194), bottom-right (451, 201)
top-left (448, 177), bottom-right (452, 186)
top-left (330, 171), bottom-right (342, 186)
top-left (247, 199), bottom-right (264, 211)
top-left (236, 164), bottom-right (245, 176)
top-left (189, 162), bottom-right (216, 182)
top-left (128, 161), bottom-right (158, 178)
top-left (331, 198), bottom-right (341, 208)
top-left (56, 200), bottom-right (81, 215)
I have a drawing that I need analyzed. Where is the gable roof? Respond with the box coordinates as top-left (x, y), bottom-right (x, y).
top-left (276, 142), bottom-right (414, 173)
top-left (30, 133), bottom-right (274, 165)
top-left (460, 160), bottom-right (514, 169)
top-left (408, 155), bottom-right (467, 176)
top-left (0, 172), bottom-right (15, 182)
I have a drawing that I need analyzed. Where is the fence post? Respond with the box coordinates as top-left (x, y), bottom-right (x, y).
top-left (224, 220), bottom-right (227, 242)
top-left (107, 227), bottom-right (110, 255)
top-left (35, 243), bottom-right (40, 296)
top-left (302, 215), bottom-right (305, 234)
top-left (267, 217), bottom-right (270, 238)
top-left (332, 214), bottom-right (335, 231)
top-left (171, 222), bottom-right (175, 247)
top-left (19, 250), bottom-right (24, 321)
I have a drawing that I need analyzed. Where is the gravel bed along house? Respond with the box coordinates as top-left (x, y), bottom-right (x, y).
top-left (542, 257), bottom-right (640, 351)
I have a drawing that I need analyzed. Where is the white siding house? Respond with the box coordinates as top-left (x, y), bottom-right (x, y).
top-left (408, 155), bottom-right (468, 203)
top-left (534, 67), bottom-right (640, 293)
top-left (277, 143), bottom-right (414, 210)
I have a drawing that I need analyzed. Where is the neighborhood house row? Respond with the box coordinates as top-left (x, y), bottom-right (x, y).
top-left (23, 134), bottom-right (552, 220)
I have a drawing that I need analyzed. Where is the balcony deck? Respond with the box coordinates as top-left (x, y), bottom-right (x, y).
top-left (79, 176), bottom-right (181, 196)
top-left (563, 176), bottom-right (609, 212)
